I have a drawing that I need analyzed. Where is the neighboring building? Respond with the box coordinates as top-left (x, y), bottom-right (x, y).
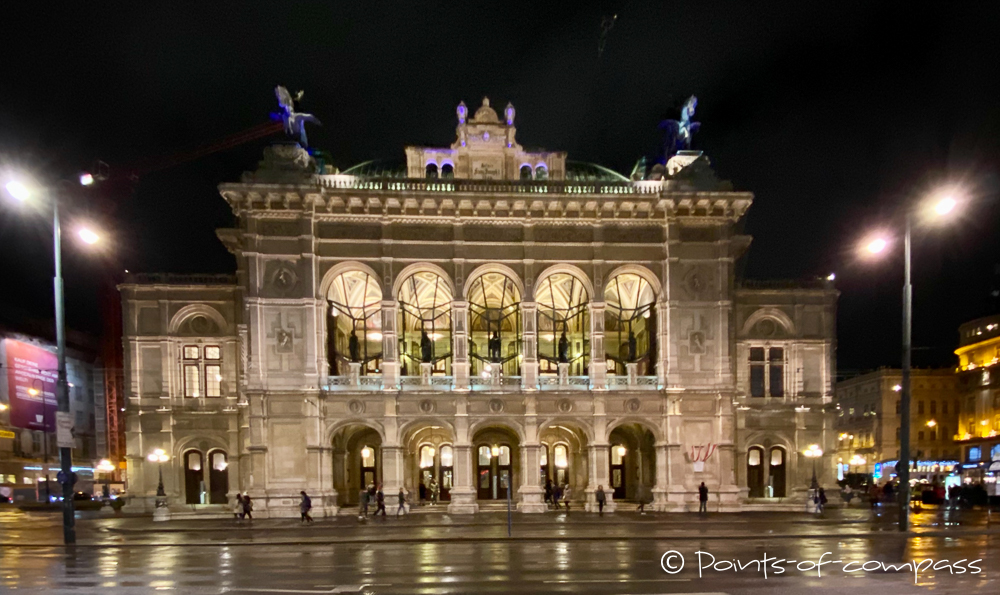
top-left (121, 97), bottom-right (838, 517)
top-left (834, 368), bottom-right (960, 484)
top-left (0, 322), bottom-right (106, 501)
top-left (954, 314), bottom-right (1000, 480)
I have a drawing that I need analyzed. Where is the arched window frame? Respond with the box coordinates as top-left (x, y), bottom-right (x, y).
top-left (535, 273), bottom-right (590, 374)
top-left (397, 271), bottom-right (453, 375)
top-left (327, 270), bottom-right (383, 376)
top-left (467, 272), bottom-right (522, 377)
top-left (604, 273), bottom-right (656, 375)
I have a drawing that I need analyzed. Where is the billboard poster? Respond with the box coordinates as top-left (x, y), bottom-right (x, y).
top-left (3, 339), bottom-right (58, 431)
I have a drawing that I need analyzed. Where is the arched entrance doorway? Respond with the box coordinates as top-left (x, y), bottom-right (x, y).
top-left (608, 423), bottom-right (656, 502)
top-left (472, 426), bottom-right (520, 501)
top-left (747, 446), bottom-right (765, 497)
top-left (402, 424), bottom-right (455, 504)
top-left (331, 424), bottom-right (383, 506)
top-left (538, 423), bottom-right (589, 504)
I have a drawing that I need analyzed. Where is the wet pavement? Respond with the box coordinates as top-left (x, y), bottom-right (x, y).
top-left (1, 505), bottom-right (998, 594)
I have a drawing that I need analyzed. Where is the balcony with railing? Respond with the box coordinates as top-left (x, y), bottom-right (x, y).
top-left (322, 374), bottom-right (661, 392)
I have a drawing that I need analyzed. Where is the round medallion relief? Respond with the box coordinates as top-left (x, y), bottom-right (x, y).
top-left (348, 400), bottom-right (365, 415)
top-left (625, 398), bottom-right (641, 413)
top-left (557, 399), bottom-right (573, 413)
top-left (755, 318), bottom-right (776, 336)
top-left (190, 315), bottom-right (210, 334)
top-left (419, 399), bottom-right (435, 414)
top-left (488, 398), bottom-right (505, 413)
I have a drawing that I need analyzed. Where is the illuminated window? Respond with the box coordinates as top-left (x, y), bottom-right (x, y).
top-left (611, 444), bottom-right (625, 465)
top-left (467, 272), bottom-right (521, 377)
top-left (183, 346), bottom-right (200, 359)
top-left (991, 444), bottom-right (1000, 461)
top-left (397, 270), bottom-right (453, 375)
top-left (211, 451), bottom-right (227, 471)
top-left (969, 446), bottom-right (981, 462)
top-left (539, 447), bottom-right (548, 466)
top-left (361, 445), bottom-right (376, 468)
top-left (205, 346), bottom-right (221, 360)
top-left (205, 365), bottom-right (221, 397)
top-left (604, 273), bottom-right (656, 376)
top-left (536, 272), bottom-right (590, 375)
top-left (553, 444), bottom-right (568, 469)
top-left (419, 445), bottom-right (435, 469)
top-left (748, 448), bottom-right (761, 466)
top-left (770, 448), bottom-right (784, 466)
top-left (440, 445), bottom-right (453, 467)
top-left (478, 445), bottom-right (491, 466)
top-left (327, 270), bottom-right (383, 376)
top-left (498, 446), bottom-right (511, 466)
top-left (184, 365), bottom-right (201, 397)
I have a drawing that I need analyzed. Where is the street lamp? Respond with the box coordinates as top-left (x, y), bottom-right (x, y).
top-left (3, 175), bottom-right (104, 545)
top-left (860, 187), bottom-right (964, 532)
top-left (803, 444), bottom-right (823, 490)
top-left (849, 454), bottom-right (866, 474)
top-left (147, 448), bottom-right (170, 521)
top-left (96, 459), bottom-right (116, 514)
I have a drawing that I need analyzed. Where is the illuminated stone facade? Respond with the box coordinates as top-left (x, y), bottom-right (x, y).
top-left (121, 98), bottom-right (838, 517)
top-left (954, 314), bottom-right (1000, 468)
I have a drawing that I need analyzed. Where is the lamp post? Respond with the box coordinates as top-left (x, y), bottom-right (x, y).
top-left (4, 177), bottom-right (104, 545)
top-left (97, 458), bottom-right (116, 515)
top-left (147, 448), bottom-right (170, 521)
top-left (803, 444), bottom-right (823, 490)
top-left (862, 189), bottom-right (962, 531)
top-left (850, 455), bottom-right (866, 475)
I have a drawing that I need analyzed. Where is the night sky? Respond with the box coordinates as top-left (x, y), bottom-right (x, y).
top-left (1, 1), bottom-right (998, 374)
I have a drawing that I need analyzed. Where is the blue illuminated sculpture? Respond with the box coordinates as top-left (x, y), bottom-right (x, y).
top-left (274, 86), bottom-right (322, 148)
top-left (658, 95), bottom-right (700, 163)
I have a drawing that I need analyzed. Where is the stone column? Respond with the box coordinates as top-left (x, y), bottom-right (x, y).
top-left (517, 395), bottom-right (545, 512)
top-left (520, 302), bottom-right (538, 390)
top-left (589, 302), bottom-right (606, 389)
top-left (626, 362), bottom-right (638, 387)
top-left (380, 300), bottom-right (399, 389)
top-left (380, 445), bottom-right (405, 499)
top-left (655, 301), bottom-right (669, 387)
top-left (448, 445), bottom-right (478, 513)
top-left (652, 442), bottom-right (670, 511)
top-left (452, 300), bottom-right (470, 391)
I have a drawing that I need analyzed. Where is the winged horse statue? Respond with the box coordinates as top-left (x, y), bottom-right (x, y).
top-left (274, 86), bottom-right (322, 147)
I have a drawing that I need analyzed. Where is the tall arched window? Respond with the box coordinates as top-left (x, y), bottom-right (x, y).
top-left (468, 272), bottom-right (521, 377)
top-left (520, 165), bottom-right (533, 180)
top-left (425, 163), bottom-right (438, 179)
top-left (534, 165), bottom-right (548, 180)
top-left (327, 270), bottom-right (383, 376)
top-left (747, 446), bottom-right (764, 498)
top-left (208, 450), bottom-right (229, 504)
top-left (397, 271), bottom-right (453, 375)
top-left (536, 273), bottom-right (590, 376)
top-left (604, 273), bottom-right (656, 376)
top-left (441, 163), bottom-right (454, 179)
top-left (553, 444), bottom-right (569, 486)
top-left (768, 446), bottom-right (786, 497)
top-left (184, 450), bottom-right (204, 505)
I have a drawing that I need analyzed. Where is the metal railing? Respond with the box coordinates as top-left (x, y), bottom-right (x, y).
top-left (316, 175), bottom-right (667, 197)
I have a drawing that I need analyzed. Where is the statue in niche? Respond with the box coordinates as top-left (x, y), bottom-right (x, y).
top-left (420, 330), bottom-right (433, 363)
top-left (489, 331), bottom-right (502, 362)
top-left (627, 332), bottom-right (637, 363)
top-left (348, 330), bottom-right (360, 363)
top-left (276, 329), bottom-right (293, 353)
top-left (274, 86), bottom-right (322, 147)
top-left (558, 330), bottom-right (570, 364)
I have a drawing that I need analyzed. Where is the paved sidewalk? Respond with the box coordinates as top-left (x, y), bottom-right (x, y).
top-left (2, 503), bottom-right (997, 547)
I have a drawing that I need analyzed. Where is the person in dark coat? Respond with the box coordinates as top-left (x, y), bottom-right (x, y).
top-left (242, 493), bottom-right (254, 520)
top-left (553, 483), bottom-right (563, 510)
top-left (360, 487), bottom-right (370, 519)
top-left (544, 478), bottom-right (553, 507)
top-left (397, 487), bottom-right (407, 517)
top-left (558, 331), bottom-right (569, 363)
top-left (348, 330), bottom-right (360, 362)
top-left (375, 484), bottom-right (387, 517)
top-left (596, 485), bottom-right (606, 516)
top-left (300, 491), bottom-right (314, 523)
top-left (698, 482), bottom-right (709, 514)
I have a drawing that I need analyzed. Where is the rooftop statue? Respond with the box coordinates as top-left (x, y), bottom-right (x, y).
top-left (274, 86), bottom-right (322, 148)
top-left (657, 95), bottom-right (700, 163)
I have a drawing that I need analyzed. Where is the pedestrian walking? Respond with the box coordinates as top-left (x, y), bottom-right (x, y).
top-left (375, 484), bottom-right (387, 517)
top-left (562, 484), bottom-right (571, 512)
top-left (817, 487), bottom-right (828, 513)
top-left (241, 493), bottom-right (253, 520)
top-left (698, 481), bottom-right (708, 514)
top-left (234, 493), bottom-right (244, 520)
top-left (300, 491), bottom-right (314, 524)
top-left (397, 487), bottom-right (407, 517)
top-left (553, 483), bottom-right (563, 510)
top-left (544, 478), bottom-right (553, 508)
top-left (596, 485), bottom-right (606, 516)
top-left (359, 487), bottom-right (370, 519)
top-left (636, 484), bottom-right (647, 514)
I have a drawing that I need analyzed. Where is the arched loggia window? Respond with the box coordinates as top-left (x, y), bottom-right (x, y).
top-left (327, 270), bottom-right (383, 376)
top-left (468, 273), bottom-right (521, 377)
top-left (535, 273), bottom-right (590, 376)
top-left (604, 273), bottom-right (656, 376)
top-left (425, 163), bottom-right (438, 179)
top-left (519, 165), bottom-right (533, 180)
top-left (398, 271), bottom-right (453, 375)
top-left (441, 163), bottom-right (454, 179)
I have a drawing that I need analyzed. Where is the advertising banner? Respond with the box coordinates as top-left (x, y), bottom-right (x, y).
top-left (3, 339), bottom-right (57, 431)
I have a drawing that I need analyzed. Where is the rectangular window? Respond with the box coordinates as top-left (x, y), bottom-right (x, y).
top-left (205, 365), bottom-right (222, 397)
top-left (943, 401), bottom-right (948, 414)
top-left (918, 431), bottom-right (925, 441)
top-left (930, 429), bottom-right (937, 441)
top-left (749, 347), bottom-right (765, 397)
top-left (896, 400), bottom-right (901, 414)
top-left (768, 347), bottom-right (784, 397)
top-left (183, 345), bottom-right (200, 359)
top-left (930, 400), bottom-right (936, 415)
top-left (205, 345), bottom-right (221, 360)
top-left (184, 364), bottom-right (201, 397)
top-left (918, 401), bottom-right (924, 415)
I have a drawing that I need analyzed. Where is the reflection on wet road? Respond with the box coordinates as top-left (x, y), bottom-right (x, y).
top-left (1, 534), bottom-right (997, 595)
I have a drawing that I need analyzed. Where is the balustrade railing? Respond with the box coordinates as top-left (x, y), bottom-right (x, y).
top-left (322, 374), bottom-right (662, 392)
top-left (316, 175), bottom-right (666, 197)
